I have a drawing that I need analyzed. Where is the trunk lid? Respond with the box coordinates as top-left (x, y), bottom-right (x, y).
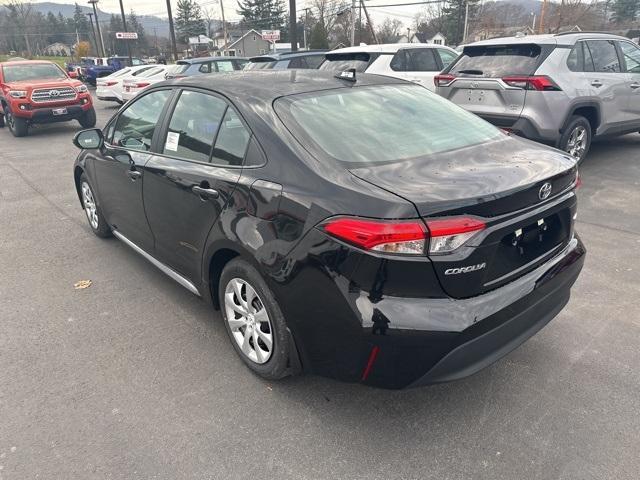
top-left (349, 136), bottom-right (577, 298)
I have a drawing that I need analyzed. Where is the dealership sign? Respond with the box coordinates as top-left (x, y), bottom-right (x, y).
top-left (115, 32), bottom-right (138, 40)
top-left (261, 30), bottom-right (280, 42)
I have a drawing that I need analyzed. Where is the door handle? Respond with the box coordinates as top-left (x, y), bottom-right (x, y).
top-left (591, 80), bottom-right (603, 87)
top-left (630, 83), bottom-right (640, 89)
top-left (126, 170), bottom-right (142, 181)
top-left (192, 185), bottom-right (219, 199)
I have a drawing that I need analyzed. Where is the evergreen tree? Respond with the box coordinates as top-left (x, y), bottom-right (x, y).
top-left (237, 0), bottom-right (286, 31)
top-left (440, 0), bottom-right (479, 45)
top-left (612, 0), bottom-right (640, 23)
top-left (175, 0), bottom-right (206, 44)
top-left (73, 3), bottom-right (90, 41)
top-left (309, 21), bottom-right (329, 49)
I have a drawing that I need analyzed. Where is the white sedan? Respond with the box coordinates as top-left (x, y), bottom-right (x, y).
top-left (121, 65), bottom-right (176, 102)
top-left (96, 65), bottom-right (158, 104)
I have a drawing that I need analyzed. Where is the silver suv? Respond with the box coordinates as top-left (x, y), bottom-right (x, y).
top-left (436, 33), bottom-right (640, 161)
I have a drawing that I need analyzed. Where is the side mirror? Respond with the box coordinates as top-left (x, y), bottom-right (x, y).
top-left (68, 71), bottom-right (79, 79)
top-left (73, 128), bottom-right (104, 150)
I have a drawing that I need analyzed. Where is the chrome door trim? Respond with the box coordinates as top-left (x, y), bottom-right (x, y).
top-left (112, 230), bottom-right (201, 297)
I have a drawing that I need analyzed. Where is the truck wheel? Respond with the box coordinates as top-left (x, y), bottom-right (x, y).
top-left (559, 115), bottom-right (591, 163)
top-left (6, 109), bottom-right (28, 137)
top-left (78, 108), bottom-right (97, 128)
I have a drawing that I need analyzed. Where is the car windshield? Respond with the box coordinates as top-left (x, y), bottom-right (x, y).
top-left (276, 84), bottom-right (502, 165)
top-left (3, 63), bottom-right (67, 82)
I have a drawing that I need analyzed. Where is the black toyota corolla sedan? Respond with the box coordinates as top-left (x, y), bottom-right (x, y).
top-left (72, 70), bottom-right (585, 389)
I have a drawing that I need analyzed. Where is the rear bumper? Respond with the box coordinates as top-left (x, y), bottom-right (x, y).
top-left (478, 113), bottom-right (559, 144)
top-left (277, 231), bottom-right (585, 389)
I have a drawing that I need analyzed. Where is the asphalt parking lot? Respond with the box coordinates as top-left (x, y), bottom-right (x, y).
top-left (1, 97), bottom-right (639, 480)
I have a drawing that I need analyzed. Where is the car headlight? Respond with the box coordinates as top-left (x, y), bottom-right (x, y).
top-left (9, 90), bottom-right (27, 99)
top-left (75, 84), bottom-right (88, 93)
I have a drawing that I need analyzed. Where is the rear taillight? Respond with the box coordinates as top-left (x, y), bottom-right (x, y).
top-left (321, 215), bottom-right (486, 256)
top-left (434, 74), bottom-right (456, 87)
top-left (135, 82), bottom-right (150, 88)
top-left (425, 217), bottom-right (486, 255)
top-left (575, 170), bottom-right (582, 189)
top-left (105, 81), bottom-right (118, 86)
top-left (321, 218), bottom-right (427, 255)
top-left (502, 75), bottom-right (561, 91)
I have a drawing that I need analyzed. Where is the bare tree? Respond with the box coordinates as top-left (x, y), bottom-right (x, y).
top-left (6, 0), bottom-right (34, 56)
top-left (377, 18), bottom-right (403, 43)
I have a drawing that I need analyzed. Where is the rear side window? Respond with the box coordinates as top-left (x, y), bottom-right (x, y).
top-left (212, 109), bottom-right (251, 166)
top-left (305, 55), bottom-right (325, 69)
top-left (437, 48), bottom-right (458, 68)
top-left (450, 44), bottom-right (542, 77)
top-left (198, 62), bottom-right (211, 73)
top-left (276, 85), bottom-right (502, 165)
top-left (319, 53), bottom-right (373, 73)
top-left (288, 57), bottom-right (309, 69)
top-left (585, 40), bottom-right (621, 73)
top-left (215, 61), bottom-right (235, 72)
top-left (112, 90), bottom-right (171, 151)
top-left (619, 41), bottom-right (640, 73)
top-left (163, 91), bottom-right (226, 162)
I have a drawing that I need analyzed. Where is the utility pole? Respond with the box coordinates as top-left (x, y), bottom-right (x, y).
top-left (360, 0), bottom-right (378, 44)
top-left (88, 0), bottom-right (106, 57)
top-left (86, 12), bottom-right (99, 55)
top-left (539, 0), bottom-right (548, 34)
top-left (117, 0), bottom-right (132, 63)
top-left (166, 0), bottom-right (179, 61)
top-left (289, 0), bottom-right (298, 51)
top-left (350, 0), bottom-right (356, 46)
top-left (462, 1), bottom-right (469, 44)
top-left (220, 0), bottom-right (228, 55)
top-left (303, 8), bottom-right (310, 49)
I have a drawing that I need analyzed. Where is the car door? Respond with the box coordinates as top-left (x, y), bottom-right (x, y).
top-left (404, 48), bottom-right (442, 91)
top-left (94, 88), bottom-right (173, 252)
top-left (141, 89), bottom-right (249, 282)
top-left (617, 40), bottom-right (640, 126)
top-left (583, 39), bottom-right (629, 127)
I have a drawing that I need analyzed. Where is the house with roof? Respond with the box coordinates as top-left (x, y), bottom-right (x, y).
top-left (44, 42), bottom-right (72, 56)
top-left (396, 32), bottom-right (447, 46)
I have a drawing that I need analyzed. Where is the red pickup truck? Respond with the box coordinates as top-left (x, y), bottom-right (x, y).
top-left (0, 60), bottom-right (96, 137)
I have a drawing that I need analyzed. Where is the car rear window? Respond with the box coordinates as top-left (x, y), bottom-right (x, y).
top-left (174, 63), bottom-right (190, 74)
top-left (319, 53), bottom-right (373, 73)
top-left (450, 44), bottom-right (542, 77)
top-left (276, 84), bottom-right (502, 165)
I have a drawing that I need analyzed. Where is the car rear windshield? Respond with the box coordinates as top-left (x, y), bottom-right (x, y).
top-left (276, 84), bottom-right (502, 165)
top-left (450, 44), bottom-right (542, 77)
top-left (174, 63), bottom-right (191, 73)
top-left (3, 63), bottom-right (67, 82)
top-left (319, 53), bottom-right (372, 73)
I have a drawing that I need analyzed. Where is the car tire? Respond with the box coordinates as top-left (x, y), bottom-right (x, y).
top-left (6, 108), bottom-right (28, 137)
top-left (219, 258), bottom-right (292, 380)
top-left (78, 107), bottom-right (97, 128)
top-left (559, 115), bottom-right (591, 162)
top-left (0, 113), bottom-right (4, 128)
top-left (80, 173), bottom-right (111, 238)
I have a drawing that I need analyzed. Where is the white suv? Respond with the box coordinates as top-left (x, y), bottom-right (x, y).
top-left (319, 43), bottom-right (459, 91)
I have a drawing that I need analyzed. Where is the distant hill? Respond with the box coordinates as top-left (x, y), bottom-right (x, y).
top-left (17, 2), bottom-right (171, 37)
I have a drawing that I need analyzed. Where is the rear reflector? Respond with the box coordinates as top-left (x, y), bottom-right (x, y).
top-left (425, 217), bottom-right (486, 254)
top-left (361, 345), bottom-right (380, 381)
top-left (434, 74), bottom-right (456, 87)
top-left (322, 217), bottom-right (427, 255)
top-left (502, 75), bottom-right (561, 91)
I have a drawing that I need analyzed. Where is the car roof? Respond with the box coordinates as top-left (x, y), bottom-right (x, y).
top-left (250, 50), bottom-right (327, 61)
top-left (178, 56), bottom-right (246, 64)
top-left (468, 32), bottom-right (629, 48)
top-left (328, 43), bottom-right (456, 54)
top-left (158, 69), bottom-right (407, 101)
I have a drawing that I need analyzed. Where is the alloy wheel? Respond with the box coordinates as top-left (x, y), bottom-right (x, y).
top-left (81, 181), bottom-right (99, 229)
top-left (566, 126), bottom-right (587, 160)
top-left (224, 278), bottom-right (273, 364)
top-left (5, 110), bottom-right (14, 130)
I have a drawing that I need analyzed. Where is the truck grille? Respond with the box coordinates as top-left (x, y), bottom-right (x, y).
top-left (31, 87), bottom-right (77, 103)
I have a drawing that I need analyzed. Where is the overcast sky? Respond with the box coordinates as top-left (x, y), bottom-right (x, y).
top-left (28, 0), bottom-right (427, 30)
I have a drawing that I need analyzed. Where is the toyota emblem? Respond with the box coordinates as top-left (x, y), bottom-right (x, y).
top-left (539, 182), bottom-right (552, 200)
top-left (49, 89), bottom-right (60, 97)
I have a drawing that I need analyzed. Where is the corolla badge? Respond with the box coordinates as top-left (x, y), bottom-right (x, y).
top-left (444, 263), bottom-right (486, 275)
top-left (539, 182), bottom-right (552, 200)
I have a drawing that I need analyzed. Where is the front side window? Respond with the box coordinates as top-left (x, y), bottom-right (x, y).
top-left (163, 91), bottom-right (227, 162)
top-left (585, 40), bottom-right (621, 73)
top-left (112, 89), bottom-right (171, 151)
top-left (276, 85), bottom-right (502, 165)
top-left (215, 61), bottom-right (235, 72)
top-left (619, 41), bottom-right (640, 73)
top-left (288, 57), bottom-right (309, 69)
top-left (305, 55), bottom-right (325, 69)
